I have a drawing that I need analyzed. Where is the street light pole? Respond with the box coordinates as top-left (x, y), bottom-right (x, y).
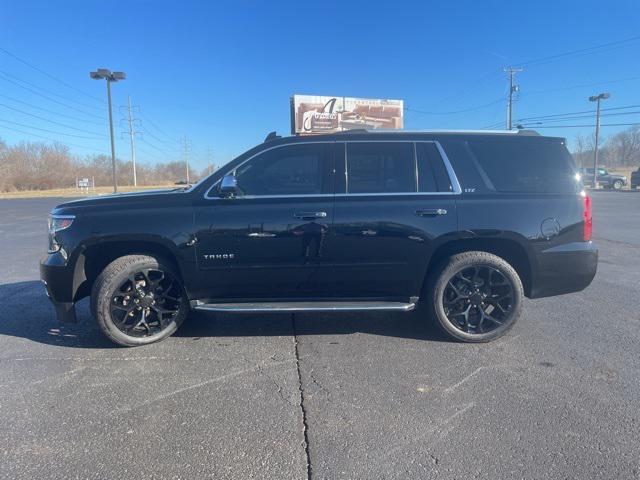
top-left (588, 92), bottom-right (610, 189)
top-left (90, 69), bottom-right (126, 193)
top-left (106, 78), bottom-right (117, 192)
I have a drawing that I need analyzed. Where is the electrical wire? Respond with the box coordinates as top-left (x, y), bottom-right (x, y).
top-left (518, 122), bottom-right (640, 129)
top-left (0, 70), bottom-right (105, 111)
top-left (0, 46), bottom-right (104, 104)
top-left (0, 118), bottom-right (105, 139)
top-left (0, 124), bottom-right (108, 153)
top-left (0, 93), bottom-right (105, 126)
top-left (526, 76), bottom-right (640, 95)
top-left (405, 98), bottom-right (506, 116)
top-left (517, 104), bottom-right (640, 122)
top-left (0, 74), bottom-right (106, 119)
top-left (0, 103), bottom-right (107, 137)
top-left (519, 35), bottom-right (640, 68)
top-left (138, 111), bottom-right (181, 145)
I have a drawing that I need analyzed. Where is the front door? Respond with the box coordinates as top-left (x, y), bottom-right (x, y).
top-left (324, 140), bottom-right (459, 299)
top-left (193, 141), bottom-right (335, 301)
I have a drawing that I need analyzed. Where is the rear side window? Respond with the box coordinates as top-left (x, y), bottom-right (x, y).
top-left (416, 142), bottom-right (453, 193)
top-left (466, 138), bottom-right (579, 193)
top-left (346, 142), bottom-right (415, 193)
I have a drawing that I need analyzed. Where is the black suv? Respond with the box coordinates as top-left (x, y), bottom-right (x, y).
top-left (41, 130), bottom-right (598, 346)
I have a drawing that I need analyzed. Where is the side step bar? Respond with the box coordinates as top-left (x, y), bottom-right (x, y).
top-left (191, 300), bottom-right (417, 313)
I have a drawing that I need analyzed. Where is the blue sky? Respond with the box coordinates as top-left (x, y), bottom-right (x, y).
top-left (1, 0), bottom-right (639, 171)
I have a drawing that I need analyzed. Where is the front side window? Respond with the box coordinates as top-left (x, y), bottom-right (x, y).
top-left (346, 142), bottom-right (415, 194)
top-left (234, 143), bottom-right (330, 196)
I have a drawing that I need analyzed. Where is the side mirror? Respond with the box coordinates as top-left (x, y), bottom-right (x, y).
top-left (219, 174), bottom-right (238, 197)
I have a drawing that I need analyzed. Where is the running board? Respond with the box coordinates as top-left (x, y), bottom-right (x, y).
top-left (191, 300), bottom-right (417, 313)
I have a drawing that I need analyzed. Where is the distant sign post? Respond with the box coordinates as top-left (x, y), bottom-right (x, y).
top-left (76, 177), bottom-right (94, 194)
top-left (291, 95), bottom-right (404, 135)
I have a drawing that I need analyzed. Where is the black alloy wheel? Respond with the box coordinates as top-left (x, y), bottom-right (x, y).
top-left (110, 268), bottom-right (182, 337)
top-left (443, 265), bottom-right (514, 335)
top-left (428, 251), bottom-right (524, 343)
top-left (92, 255), bottom-right (188, 346)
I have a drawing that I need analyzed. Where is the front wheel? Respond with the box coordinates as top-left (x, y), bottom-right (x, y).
top-left (427, 251), bottom-right (524, 343)
top-left (613, 180), bottom-right (623, 190)
top-left (91, 255), bottom-right (189, 346)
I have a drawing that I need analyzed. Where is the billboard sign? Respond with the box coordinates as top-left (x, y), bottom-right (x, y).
top-left (291, 95), bottom-right (404, 135)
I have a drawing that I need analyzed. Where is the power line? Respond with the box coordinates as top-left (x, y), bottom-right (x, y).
top-left (405, 98), bottom-right (506, 116)
top-left (0, 118), bottom-right (104, 139)
top-left (138, 137), bottom-right (178, 159)
top-left (407, 36), bottom-right (640, 118)
top-left (518, 123), bottom-right (640, 129)
top-left (517, 104), bottom-right (640, 122)
top-left (520, 110), bottom-right (640, 125)
top-left (0, 46), bottom-right (105, 103)
top-left (0, 70), bottom-right (105, 111)
top-left (519, 35), bottom-right (640, 68)
top-left (0, 124), bottom-right (109, 153)
top-left (139, 124), bottom-right (181, 151)
top-left (0, 74), bottom-right (105, 119)
top-left (0, 93), bottom-right (104, 126)
top-left (138, 110), bottom-right (180, 145)
top-left (525, 75), bottom-right (640, 95)
top-left (0, 103), bottom-right (107, 137)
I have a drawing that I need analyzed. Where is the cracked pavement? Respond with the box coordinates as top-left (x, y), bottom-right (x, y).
top-left (0, 192), bottom-right (639, 479)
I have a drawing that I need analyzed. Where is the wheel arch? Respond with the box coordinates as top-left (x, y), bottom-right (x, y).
top-left (424, 236), bottom-right (533, 297)
top-left (72, 239), bottom-right (183, 302)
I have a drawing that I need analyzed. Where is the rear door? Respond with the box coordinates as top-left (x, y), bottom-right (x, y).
top-left (323, 140), bottom-right (459, 299)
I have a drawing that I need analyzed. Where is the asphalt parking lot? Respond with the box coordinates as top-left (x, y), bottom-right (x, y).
top-left (0, 191), bottom-right (638, 480)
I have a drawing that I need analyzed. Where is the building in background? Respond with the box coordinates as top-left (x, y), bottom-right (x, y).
top-left (291, 95), bottom-right (404, 135)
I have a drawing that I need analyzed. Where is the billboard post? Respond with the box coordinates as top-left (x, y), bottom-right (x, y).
top-left (291, 95), bottom-right (404, 135)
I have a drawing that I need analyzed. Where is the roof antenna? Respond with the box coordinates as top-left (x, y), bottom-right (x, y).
top-left (264, 131), bottom-right (281, 143)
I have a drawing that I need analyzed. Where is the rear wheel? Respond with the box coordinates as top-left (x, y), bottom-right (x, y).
top-left (427, 251), bottom-right (524, 342)
top-left (91, 255), bottom-right (188, 346)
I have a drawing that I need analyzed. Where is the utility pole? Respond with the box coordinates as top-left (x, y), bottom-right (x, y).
top-left (206, 146), bottom-right (215, 175)
top-left (504, 66), bottom-right (523, 130)
top-left (90, 69), bottom-right (125, 193)
top-left (124, 95), bottom-right (141, 186)
top-left (588, 92), bottom-right (610, 189)
top-left (181, 136), bottom-right (191, 184)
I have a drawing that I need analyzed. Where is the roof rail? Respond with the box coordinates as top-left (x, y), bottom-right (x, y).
top-left (264, 131), bottom-right (281, 143)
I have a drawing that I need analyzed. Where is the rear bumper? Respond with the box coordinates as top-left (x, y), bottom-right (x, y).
top-left (40, 253), bottom-right (78, 323)
top-left (529, 241), bottom-right (598, 299)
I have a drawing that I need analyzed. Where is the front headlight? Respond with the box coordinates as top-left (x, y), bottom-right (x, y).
top-left (48, 214), bottom-right (75, 253)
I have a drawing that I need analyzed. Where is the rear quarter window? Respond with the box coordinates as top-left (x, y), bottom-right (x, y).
top-left (466, 138), bottom-right (580, 193)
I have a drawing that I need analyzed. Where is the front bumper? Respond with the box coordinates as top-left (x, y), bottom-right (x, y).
top-left (529, 241), bottom-right (598, 299)
top-left (40, 252), bottom-right (78, 323)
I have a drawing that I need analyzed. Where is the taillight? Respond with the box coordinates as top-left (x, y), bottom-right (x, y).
top-left (583, 193), bottom-right (592, 241)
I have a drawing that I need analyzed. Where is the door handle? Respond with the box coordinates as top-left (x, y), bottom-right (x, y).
top-left (294, 211), bottom-right (327, 220)
top-left (415, 208), bottom-right (447, 217)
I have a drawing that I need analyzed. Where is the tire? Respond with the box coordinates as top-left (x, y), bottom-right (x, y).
top-left (426, 251), bottom-right (524, 343)
top-left (613, 180), bottom-right (623, 190)
top-left (91, 255), bottom-right (189, 347)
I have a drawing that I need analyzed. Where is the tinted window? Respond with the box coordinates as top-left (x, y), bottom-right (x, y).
top-left (235, 143), bottom-right (330, 196)
top-left (416, 142), bottom-right (453, 192)
top-left (466, 138), bottom-right (579, 193)
top-left (346, 142), bottom-right (415, 194)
